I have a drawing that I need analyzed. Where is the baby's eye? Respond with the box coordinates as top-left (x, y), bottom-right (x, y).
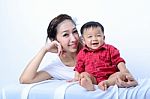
top-left (87, 35), bottom-right (92, 38)
top-left (97, 34), bottom-right (102, 37)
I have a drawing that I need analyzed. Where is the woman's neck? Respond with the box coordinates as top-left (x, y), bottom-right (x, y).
top-left (66, 52), bottom-right (76, 58)
top-left (60, 52), bottom-right (77, 67)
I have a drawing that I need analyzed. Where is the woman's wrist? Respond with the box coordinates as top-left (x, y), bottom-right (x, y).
top-left (41, 46), bottom-right (48, 54)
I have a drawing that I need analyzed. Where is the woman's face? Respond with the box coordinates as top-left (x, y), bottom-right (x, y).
top-left (56, 20), bottom-right (79, 53)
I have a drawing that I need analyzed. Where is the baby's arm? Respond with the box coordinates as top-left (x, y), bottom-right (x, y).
top-left (117, 62), bottom-right (130, 73)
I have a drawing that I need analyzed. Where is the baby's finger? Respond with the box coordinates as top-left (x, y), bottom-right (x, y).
top-left (104, 83), bottom-right (107, 91)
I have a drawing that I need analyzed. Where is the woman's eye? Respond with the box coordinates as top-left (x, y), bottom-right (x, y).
top-left (63, 33), bottom-right (69, 37)
top-left (73, 30), bottom-right (78, 34)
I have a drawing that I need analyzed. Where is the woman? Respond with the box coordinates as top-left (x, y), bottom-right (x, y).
top-left (19, 14), bottom-right (137, 88)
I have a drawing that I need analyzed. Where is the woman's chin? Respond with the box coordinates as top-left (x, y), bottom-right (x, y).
top-left (69, 48), bottom-right (78, 53)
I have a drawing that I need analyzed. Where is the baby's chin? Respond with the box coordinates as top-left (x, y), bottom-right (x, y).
top-left (91, 46), bottom-right (100, 50)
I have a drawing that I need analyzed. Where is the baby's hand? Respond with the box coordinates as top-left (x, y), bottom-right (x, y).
top-left (98, 80), bottom-right (108, 91)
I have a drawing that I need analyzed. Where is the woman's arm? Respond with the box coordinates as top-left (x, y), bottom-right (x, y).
top-left (19, 41), bottom-right (62, 84)
top-left (19, 47), bottom-right (52, 84)
top-left (116, 62), bottom-right (138, 87)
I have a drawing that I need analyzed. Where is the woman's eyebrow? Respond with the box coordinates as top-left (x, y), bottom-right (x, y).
top-left (61, 31), bottom-right (68, 35)
top-left (73, 27), bottom-right (77, 30)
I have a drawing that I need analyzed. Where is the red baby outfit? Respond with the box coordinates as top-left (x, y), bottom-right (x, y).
top-left (74, 43), bottom-right (125, 84)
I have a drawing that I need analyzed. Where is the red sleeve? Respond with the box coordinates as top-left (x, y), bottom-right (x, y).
top-left (109, 45), bottom-right (125, 65)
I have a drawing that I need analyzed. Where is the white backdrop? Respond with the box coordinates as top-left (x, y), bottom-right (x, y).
top-left (0, 0), bottom-right (150, 85)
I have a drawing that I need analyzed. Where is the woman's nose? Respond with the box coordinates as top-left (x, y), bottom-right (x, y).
top-left (70, 34), bottom-right (76, 41)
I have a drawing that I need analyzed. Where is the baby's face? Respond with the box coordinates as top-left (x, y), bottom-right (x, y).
top-left (82, 27), bottom-right (105, 50)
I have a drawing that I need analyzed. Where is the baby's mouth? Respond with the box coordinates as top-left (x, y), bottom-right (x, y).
top-left (92, 43), bottom-right (99, 45)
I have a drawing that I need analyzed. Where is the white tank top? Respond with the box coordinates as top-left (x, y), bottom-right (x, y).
top-left (41, 53), bottom-right (75, 80)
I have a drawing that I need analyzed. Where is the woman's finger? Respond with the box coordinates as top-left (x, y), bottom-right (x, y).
top-left (55, 41), bottom-right (62, 56)
top-left (116, 76), bottom-right (128, 88)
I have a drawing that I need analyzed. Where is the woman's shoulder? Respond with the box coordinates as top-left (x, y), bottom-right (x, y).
top-left (48, 52), bottom-right (59, 59)
top-left (40, 53), bottom-right (63, 70)
top-left (44, 52), bottom-right (61, 65)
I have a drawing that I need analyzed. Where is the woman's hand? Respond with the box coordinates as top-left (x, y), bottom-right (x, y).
top-left (67, 71), bottom-right (80, 82)
top-left (45, 41), bottom-right (62, 55)
top-left (116, 72), bottom-right (138, 88)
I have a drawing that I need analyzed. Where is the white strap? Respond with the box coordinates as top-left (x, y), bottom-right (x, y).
top-left (2, 88), bottom-right (6, 99)
top-left (1, 81), bottom-right (77, 99)
top-left (21, 80), bottom-right (55, 99)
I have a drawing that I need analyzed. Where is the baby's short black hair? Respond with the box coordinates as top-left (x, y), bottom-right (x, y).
top-left (80, 21), bottom-right (104, 35)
